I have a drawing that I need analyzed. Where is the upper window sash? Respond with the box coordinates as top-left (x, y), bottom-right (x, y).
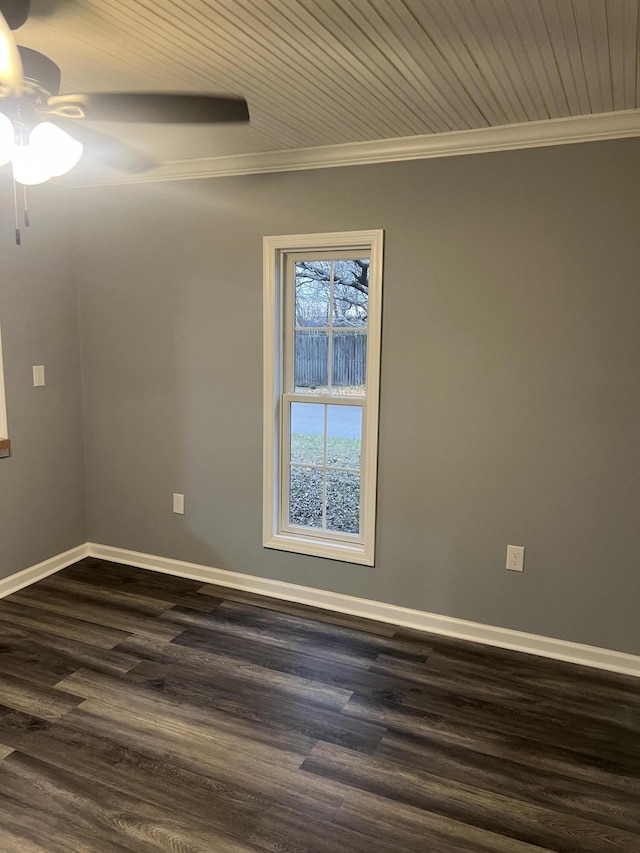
top-left (284, 251), bottom-right (370, 399)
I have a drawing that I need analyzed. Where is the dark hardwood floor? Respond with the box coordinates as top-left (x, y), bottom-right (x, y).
top-left (0, 557), bottom-right (638, 852)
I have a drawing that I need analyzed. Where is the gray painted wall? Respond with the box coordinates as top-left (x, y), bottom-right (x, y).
top-left (0, 184), bottom-right (86, 579)
top-left (74, 139), bottom-right (640, 655)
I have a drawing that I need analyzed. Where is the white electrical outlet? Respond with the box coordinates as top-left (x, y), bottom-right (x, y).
top-left (32, 365), bottom-right (45, 387)
top-left (506, 545), bottom-right (525, 572)
top-left (172, 493), bottom-right (185, 515)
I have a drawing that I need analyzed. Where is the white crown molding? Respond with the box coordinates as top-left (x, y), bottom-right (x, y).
top-left (86, 543), bottom-right (640, 678)
top-left (0, 543), bottom-right (89, 599)
top-left (67, 109), bottom-right (640, 188)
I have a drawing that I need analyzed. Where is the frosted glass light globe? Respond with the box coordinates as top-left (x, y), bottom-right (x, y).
top-left (29, 122), bottom-right (83, 177)
top-left (11, 143), bottom-right (53, 185)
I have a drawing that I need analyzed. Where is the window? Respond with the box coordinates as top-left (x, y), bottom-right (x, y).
top-left (0, 324), bottom-right (9, 458)
top-left (263, 230), bottom-right (383, 565)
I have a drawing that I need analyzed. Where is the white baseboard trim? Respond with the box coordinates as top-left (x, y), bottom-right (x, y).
top-left (87, 543), bottom-right (640, 678)
top-left (3, 542), bottom-right (637, 677)
top-left (0, 544), bottom-right (89, 599)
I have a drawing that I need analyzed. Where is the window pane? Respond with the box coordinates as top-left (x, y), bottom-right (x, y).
top-left (289, 467), bottom-right (323, 528)
top-left (326, 470), bottom-right (360, 534)
top-left (295, 330), bottom-right (328, 392)
top-left (332, 331), bottom-right (366, 392)
top-left (295, 261), bottom-right (329, 327)
top-left (290, 402), bottom-right (324, 466)
top-left (327, 405), bottom-right (361, 470)
top-left (332, 259), bottom-right (368, 328)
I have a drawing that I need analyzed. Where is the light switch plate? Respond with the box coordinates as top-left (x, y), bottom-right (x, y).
top-left (33, 365), bottom-right (45, 387)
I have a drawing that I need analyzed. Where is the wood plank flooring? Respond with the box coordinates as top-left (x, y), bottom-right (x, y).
top-left (0, 557), bottom-right (638, 852)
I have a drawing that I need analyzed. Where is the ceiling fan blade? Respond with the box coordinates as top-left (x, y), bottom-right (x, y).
top-left (45, 92), bottom-right (250, 124)
top-left (28, 0), bottom-right (74, 21)
top-left (0, 9), bottom-right (23, 95)
top-left (18, 45), bottom-right (61, 95)
top-left (49, 117), bottom-right (159, 173)
top-left (0, 0), bottom-right (30, 31)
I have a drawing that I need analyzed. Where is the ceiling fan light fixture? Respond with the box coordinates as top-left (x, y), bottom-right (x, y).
top-left (11, 120), bottom-right (83, 183)
top-left (0, 111), bottom-right (13, 164)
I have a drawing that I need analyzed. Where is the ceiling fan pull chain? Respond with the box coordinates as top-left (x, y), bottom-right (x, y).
top-left (22, 183), bottom-right (29, 227)
top-left (12, 175), bottom-right (21, 245)
top-left (13, 122), bottom-right (24, 242)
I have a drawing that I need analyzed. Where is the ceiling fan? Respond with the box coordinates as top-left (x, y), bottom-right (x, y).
top-left (0, 0), bottom-right (249, 240)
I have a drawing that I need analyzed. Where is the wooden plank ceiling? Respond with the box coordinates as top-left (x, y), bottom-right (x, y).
top-left (16, 0), bottom-right (640, 163)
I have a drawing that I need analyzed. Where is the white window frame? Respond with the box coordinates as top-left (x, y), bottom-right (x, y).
top-left (0, 323), bottom-right (8, 445)
top-left (263, 230), bottom-right (383, 566)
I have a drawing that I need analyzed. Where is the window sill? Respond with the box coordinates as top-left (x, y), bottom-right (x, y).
top-left (264, 532), bottom-right (374, 566)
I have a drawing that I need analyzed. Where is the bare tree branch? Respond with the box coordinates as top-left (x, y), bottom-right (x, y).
top-left (295, 259), bottom-right (369, 326)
